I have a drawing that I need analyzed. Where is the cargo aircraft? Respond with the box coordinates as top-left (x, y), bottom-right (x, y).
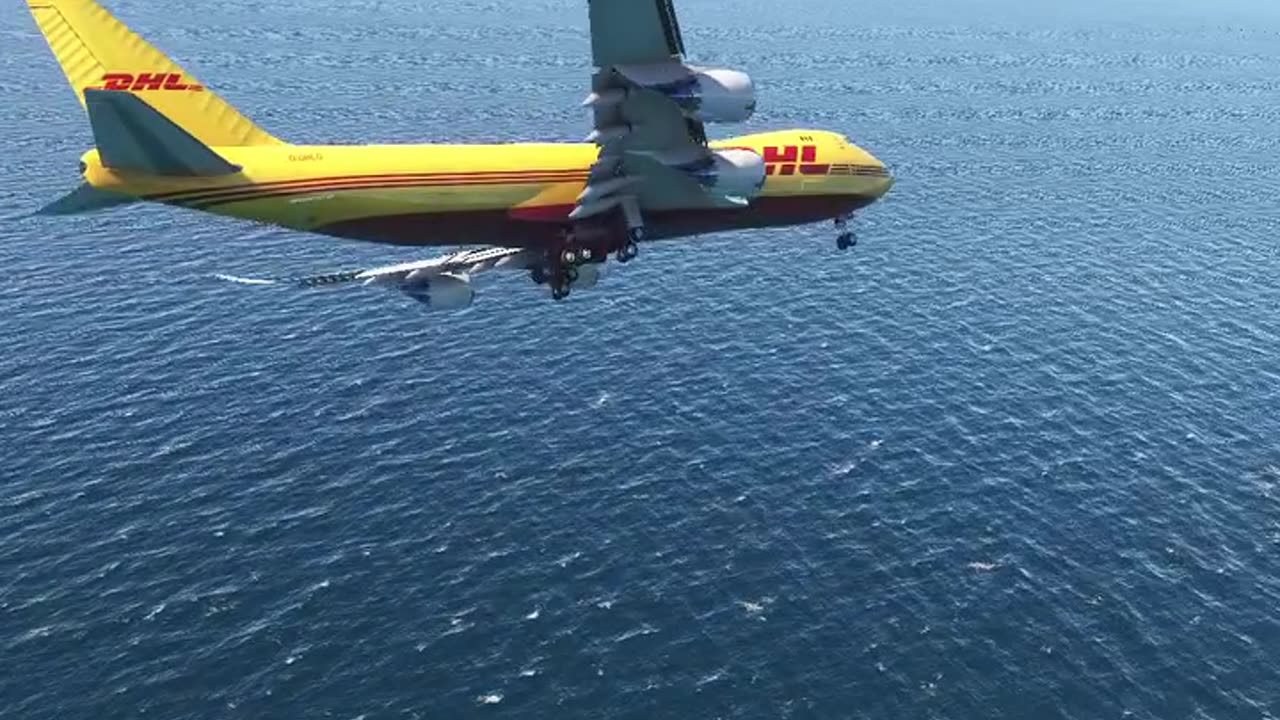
top-left (26, 0), bottom-right (894, 307)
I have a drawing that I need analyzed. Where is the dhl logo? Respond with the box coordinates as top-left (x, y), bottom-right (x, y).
top-left (89, 73), bottom-right (204, 92)
top-left (764, 145), bottom-right (829, 176)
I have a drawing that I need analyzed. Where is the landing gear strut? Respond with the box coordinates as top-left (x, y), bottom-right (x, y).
top-left (539, 229), bottom-right (595, 301)
top-left (616, 197), bottom-right (645, 264)
top-left (835, 214), bottom-right (858, 251)
top-left (533, 200), bottom-right (647, 301)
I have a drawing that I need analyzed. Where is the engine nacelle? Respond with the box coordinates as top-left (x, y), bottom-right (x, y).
top-left (402, 273), bottom-right (474, 309)
top-left (668, 68), bottom-right (756, 124)
top-left (684, 149), bottom-right (766, 200)
top-left (571, 262), bottom-right (603, 289)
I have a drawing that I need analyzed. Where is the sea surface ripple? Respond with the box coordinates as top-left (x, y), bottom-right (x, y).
top-left (2, 0), bottom-right (1279, 718)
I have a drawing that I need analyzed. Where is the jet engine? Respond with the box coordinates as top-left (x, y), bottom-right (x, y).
top-left (571, 262), bottom-right (603, 289)
top-left (662, 68), bottom-right (756, 124)
top-left (402, 273), bottom-right (474, 309)
top-left (682, 148), bottom-right (766, 200)
top-left (596, 65), bottom-right (757, 124)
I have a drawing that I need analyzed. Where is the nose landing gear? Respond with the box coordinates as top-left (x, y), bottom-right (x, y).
top-left (834, 214), bottom-right (858, 251)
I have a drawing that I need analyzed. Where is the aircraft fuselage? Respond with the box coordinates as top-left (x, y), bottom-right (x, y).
top-left (80, 128), bottom-right (893, 249)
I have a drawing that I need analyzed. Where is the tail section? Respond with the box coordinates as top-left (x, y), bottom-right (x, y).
top-left (35, 182), bottom-right (135, 216)
top-left (26, 0), bottom-right (281, 147)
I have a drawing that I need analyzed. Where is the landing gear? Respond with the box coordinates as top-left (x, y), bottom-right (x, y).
top-left (834, 214), bottom-right (858, 251)
top-left (616, 231), bottom-right (641, 264)
top-left (536, 200), bottom-right (647, 300)
top-left (540, 229), bottom-right (594, 300)
top-left (616, 198), bottom-right (645, 264)
top-left (561, 246), bottom-right (594, 266)
top-left (547, 264), bottom-right (577, 301)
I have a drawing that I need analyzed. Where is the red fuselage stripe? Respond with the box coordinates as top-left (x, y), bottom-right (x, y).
top-left (185, 174), bottom-right (591, 208)
top-left (149, 169), bottom-right (590, 203)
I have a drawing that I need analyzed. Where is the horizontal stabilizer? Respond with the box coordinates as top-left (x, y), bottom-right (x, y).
top-left (36, 182), bottom-right (136, 215)
top-left (85, 89), bottom-right (241, 176)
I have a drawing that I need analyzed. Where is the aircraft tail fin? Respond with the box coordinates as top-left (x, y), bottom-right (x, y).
top-left (85, 90), bottom-right (242, 176)
top-left (26, 0), bottom-right (282, 148)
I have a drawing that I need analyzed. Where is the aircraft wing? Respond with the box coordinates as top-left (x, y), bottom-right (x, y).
top-left (588, 0), bottom-right (685, 68)
top-left (216, 246), bottom-right (607, 308)
top-left (216, 247), bottom-right (533, 289)
top-left (576, 0), bottom-right (735, 220)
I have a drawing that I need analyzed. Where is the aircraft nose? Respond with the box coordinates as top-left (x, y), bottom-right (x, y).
top-left (867, 153), bottom-right (894, 198)
top-left (841, 136), bottom-right (894, 199)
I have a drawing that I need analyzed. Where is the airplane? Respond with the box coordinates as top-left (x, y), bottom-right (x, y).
top-left (26, 0), bottom-right (894, 307)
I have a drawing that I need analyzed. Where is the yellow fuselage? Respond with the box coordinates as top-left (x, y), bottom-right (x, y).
top-left (82, 128), bottom-right (893, 248)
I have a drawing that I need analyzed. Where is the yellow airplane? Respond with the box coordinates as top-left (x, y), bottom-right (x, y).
top-left (27, 0), bottom-right (894, 306)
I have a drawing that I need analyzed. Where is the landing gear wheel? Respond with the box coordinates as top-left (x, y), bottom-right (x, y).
top-left (628, 227), bottom-right (647, 244)
top-left (836, 232), bottom-right (857, 251)
top-left (561, 248), bottom-right (579, 266)
top-left (551, 283), bottom-right (571, 301)
top-left (530, 266), bottom-right (547, 285)
top-left (616, 240), bottom-right (640, 263)
top-left (564, 266), bottom-right (579, 284)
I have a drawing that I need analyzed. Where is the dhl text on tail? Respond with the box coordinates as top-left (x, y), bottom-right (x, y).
top-left (26, 0), bottom-right (894, 307)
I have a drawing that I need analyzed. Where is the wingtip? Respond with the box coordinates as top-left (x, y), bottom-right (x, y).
top-left (213, 273), bottom-right (278, 286)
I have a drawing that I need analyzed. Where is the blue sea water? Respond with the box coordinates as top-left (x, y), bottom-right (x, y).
top-left (3, 0), bottom-right (1280, 717)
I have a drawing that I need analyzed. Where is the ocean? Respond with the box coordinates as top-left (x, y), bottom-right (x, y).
top-left (2, 0), bottom-right (1279, 717)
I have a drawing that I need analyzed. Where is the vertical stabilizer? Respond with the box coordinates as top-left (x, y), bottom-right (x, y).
top-left (26, 0), bottom-right (282, 147)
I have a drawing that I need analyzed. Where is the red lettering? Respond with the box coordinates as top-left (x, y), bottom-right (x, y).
top-left (100, 73), bottom-right (134, 90)
top-left (93, 72), bottom-right (204, 93)
top-left (764, 146), bottom-right (798, 176)
top-left (131, 72), bottom-right (167, 91)
top-left (763, 146), bottom-right (798, 164)
top-left (798, 146), bottom-right (829, 176)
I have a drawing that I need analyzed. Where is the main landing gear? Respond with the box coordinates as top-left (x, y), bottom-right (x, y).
top-left (616, 198), bottom-right (645, 264)
top-left (549, 242), bottom-right (591, 301)
top-left (529, 229), bottom-right (603, 301)
top-left (616, 229), bottom-right (641, 264)
top-left (535, 200), bottom-right (647, 300)
top-left (835, 213), bottom-right (858, 251)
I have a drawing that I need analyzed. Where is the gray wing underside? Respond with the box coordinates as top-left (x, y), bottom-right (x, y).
top-left (588, 0), bottom-right (685, 67)
top-left (583, 0), bottom-right (723, 215)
